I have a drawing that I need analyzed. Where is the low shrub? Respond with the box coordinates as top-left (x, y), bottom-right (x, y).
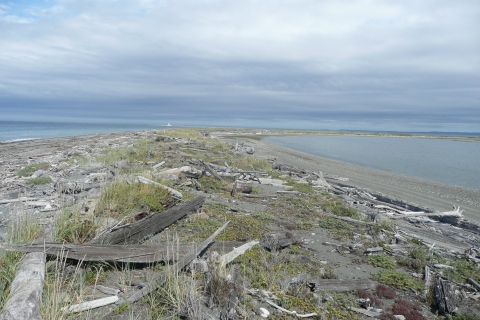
top-left (17, 162), bottom-right (50, 177)
top-left (367, 254), bottom-right (396, 269)
top-left (390, 299), bottom-right (425, 320)
top-left (373, 269), bottom-right (423, 291)
top-left (357, 290), bottom-right (383, 307)
top-left (376, 284), bottom-right (395, 299)
top-left (26, 176), bottom-right (53, 185)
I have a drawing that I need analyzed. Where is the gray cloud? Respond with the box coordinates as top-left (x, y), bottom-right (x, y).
top-left (0, 0), bottom-right (479, 131)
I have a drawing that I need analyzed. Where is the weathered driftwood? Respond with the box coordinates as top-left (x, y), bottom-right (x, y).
top-left (260, 232), bottom-right (297, 251)
top-left (0, 252), bottom-right (45, 320)
top-left (365, 247), bottom-right (384, 254)
top-left (264, 299), bottom-right (317, 318)
top-left (124, 221), bottom-right (230, 304)
top-left (226, 182), bottom-right (252, 196)
top-left (349, 307), bottom-right (380, 318)
top-left (469, 278), bottom-right (480, 292)
top-left (201, 160), bottom-right (224, 182)
top-left (308, 279), bottom-right (376, 292)
top-left (136, 176), bottom-right (183, 200)
top-left (424, 266), bottom-right (432, 299)
top-left (56, 181), bottom-right (106, 194)
top-left (434, 279), bottom-right (457, 314)
top-left (91, 196), bottom-right (205, 245)
top-left (321, 212), bottom-right (374, 225)
top-left (5, 242), bottom-right (207, 263)
top-left (95, 285), bottom-right (120, 295)
top-left (219, 240), bottom-right (259, 266)
top-left (62, 296), bottom-right (119, 314)
top-left (393, 206), bottom-right (464, 220)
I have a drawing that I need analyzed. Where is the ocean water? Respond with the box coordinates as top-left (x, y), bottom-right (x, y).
top-left (0, 120), bottom-right (172, 143)
top-left (264, 135), bottom-right (480, 190)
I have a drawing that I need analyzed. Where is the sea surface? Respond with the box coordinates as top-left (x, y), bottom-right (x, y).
top-left (0, 120), bottom-right (173, 143)
top-left (264, 135), bottom-right (480, 190)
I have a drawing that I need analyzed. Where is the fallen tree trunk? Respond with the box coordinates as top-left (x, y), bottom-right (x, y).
top-left (434, 279), bottom-right (457, 315)
top-left (5, 242), bottom-right (204, 263)
top-left (90, 196), bottom-right (205, 245)
top-left (125, 221), bottom-right (230, 304)
top-left (136, 176), bottom-right (183, 200)
top-left (0, 252), bottom-right (45, 320)
top-left (308, 279), bottom-right (376, 292)
top-left (201, 160), bottom-right (224, 182)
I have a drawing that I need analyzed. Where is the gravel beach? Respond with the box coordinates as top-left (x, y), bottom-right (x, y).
top-left (222, 135), bottom-right (480, 224)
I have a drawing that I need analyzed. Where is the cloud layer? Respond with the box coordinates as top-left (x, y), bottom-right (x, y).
top-left (1, 0), bottom-right (479, 131)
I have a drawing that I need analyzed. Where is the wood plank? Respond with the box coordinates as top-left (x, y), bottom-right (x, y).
top-left (90, 196), bottom-right (205, 245)
top-left (308, 279), bottom-right (376, 292)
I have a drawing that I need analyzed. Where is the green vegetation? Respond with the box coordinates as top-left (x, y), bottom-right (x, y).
top-left (26, 176), bottom-right (53, 185)
top-left (398, 246), bottom-right (430, 272)
top-left (373, 269), bottom-right (423, 291)
top-left (95, 181), bottom-right (172, 217)
top-left (0, 213), bottom-right (42, 309)
top-left (17, 162), bottom-right (50, 177)
top-left (367, 254), bottom-right (396, 269)
top-left (55, 207), bottom-right (97, 243)
top-left (444, 258), bottom-right (480, 283)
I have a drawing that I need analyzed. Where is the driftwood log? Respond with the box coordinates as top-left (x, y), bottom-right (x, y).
top-left (91, 196), bottom-right (205, 245)
top-left (260, 232), bottom-right (297, 251)
top-left (136, 176), bottom-right (183, 200)
top-left (0, 252), bottom-right (45, 320)
top-left (308, 279), bottom-right (376, 292)
top-left (434, 279), bottom-right (457, 314)
top-left (201, 160), bottom-right (224, 182)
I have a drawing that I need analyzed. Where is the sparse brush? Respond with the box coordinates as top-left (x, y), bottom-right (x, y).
top-left (374, 270), bottom-right (423, 291)
top-left (55, 207), bottom-right (97, 243)
top-left (376, 284), bottom-right (395, 299)
top-left (367, 254), bottom-right (396, 269)
top-left (95, 180), bottom-right (172, 217)
top-left (17, 162), bottom-right (50, 177)
top-left (26, 176), bottom-right (53, 185)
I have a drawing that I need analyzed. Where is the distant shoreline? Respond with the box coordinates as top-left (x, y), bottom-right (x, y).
top-left (216, 132), bottom-right (480, 223)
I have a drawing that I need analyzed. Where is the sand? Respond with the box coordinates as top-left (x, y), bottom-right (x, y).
top-left (224, 136), bottom-right (480, 224)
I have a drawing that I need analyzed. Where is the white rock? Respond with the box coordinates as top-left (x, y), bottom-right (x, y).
top-left (259, 307), bottom-right (270, 318)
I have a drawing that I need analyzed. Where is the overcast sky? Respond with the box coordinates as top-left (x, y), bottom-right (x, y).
top-left (1, 0), bottom-right (479, 132)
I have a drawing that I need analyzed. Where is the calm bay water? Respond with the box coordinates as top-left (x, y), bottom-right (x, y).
top-left (0, 120), bottom-right (171, 143)
top-left (264, 135), bottom-right (480, 190)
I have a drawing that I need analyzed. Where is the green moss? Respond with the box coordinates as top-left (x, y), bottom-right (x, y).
top-left (373, 269), bottom-right (423, 291)
top-left (17, 162), bottom-right (50, 177)
top-left (444, 258), bottom-right (480, 283)
top-left (96, 182), bottom-right (172, 217)
top-left (318, 217), bottom-right (352, 230)
top-left (367, 254), bottom-right (396, 269)
top-left (26, 176), bottom-right (53, 185)
top-left (197, 176), bottom-right (224, 193)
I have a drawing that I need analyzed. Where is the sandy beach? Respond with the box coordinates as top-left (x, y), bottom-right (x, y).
top-left (219, 135), bottom-right (480, 224)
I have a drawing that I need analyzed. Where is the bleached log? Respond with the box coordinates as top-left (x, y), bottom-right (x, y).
top-left (136, 176), bottom-right (183, 200)
top-left (320, 212), bottom-right (374, 225)
top-left (0, 197), bottom-right (39, 204)
top-left (219, 240), bottom-right (259, 266)
top-left (424, 266), bottom-right (432, 299)
top-left (200, 161), bottom-right (224, 182)
top-left (265, 299), bottom-right (317, 318)
top-left (349, 307), bottom-right (380, 318)
top-left (152, 161), bottom-right (166, 169)
top-left (0, 252), bottom-right (45, 320)
top-left (309, 279), bottom-right (376, 292)
top-left (95, 285), bottom-right (120, 295)
top-left (393, 206), bottom-right (464, 220)
top-left (61, 296), bottom-right (119, 314)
